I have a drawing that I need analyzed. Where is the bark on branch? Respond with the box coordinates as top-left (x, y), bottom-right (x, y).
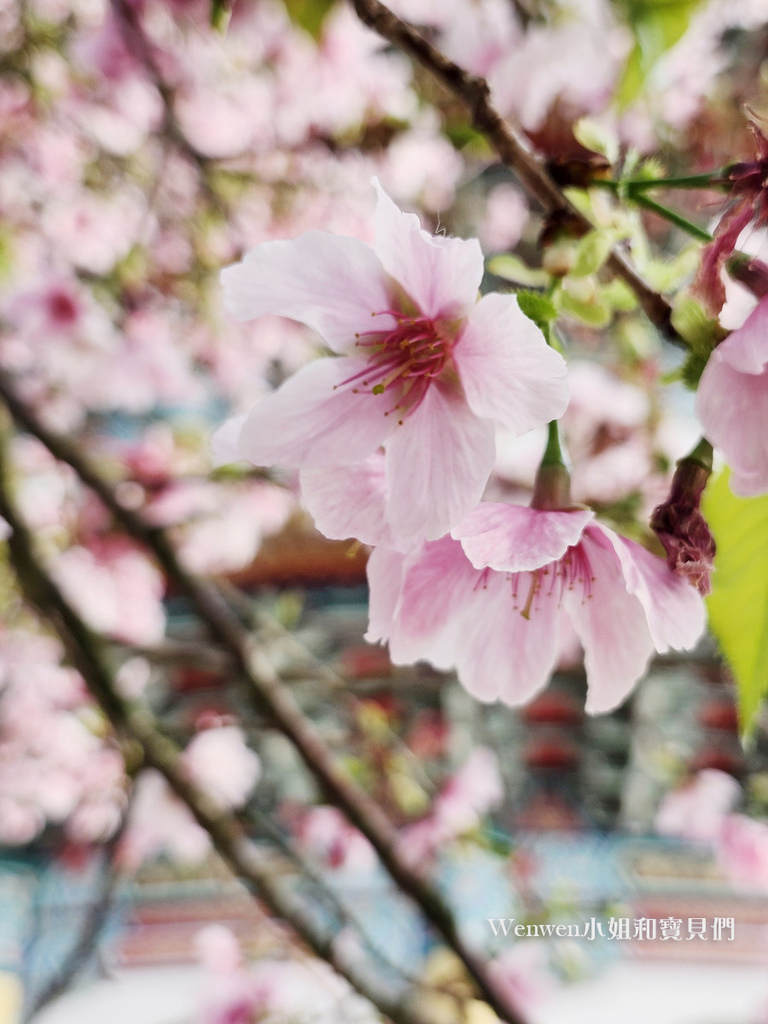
top-left (349, 0), bottom-right (680, 344)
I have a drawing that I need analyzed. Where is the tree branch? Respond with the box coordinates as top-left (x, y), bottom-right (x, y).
top-left (349, 0), bottom-right (680, 344)
top-left (0, 376), bottom-right (527, 1024)
top-left (0, 437), bottom-right (442, 1024)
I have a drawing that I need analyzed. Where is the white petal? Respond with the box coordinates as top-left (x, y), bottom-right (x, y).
top-left (373, 179), bottom-right (484, 318)
top-left (384, 383), bottom-right (495, 549)
top-left (221, 231), bottom-right (393, 353)
top-left (239, 357), bottom-right (395, 467)
top-left (455, 292), bottom-right (569, 437)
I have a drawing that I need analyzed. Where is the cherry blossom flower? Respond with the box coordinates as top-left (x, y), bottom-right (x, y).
top-left (218, 181), bottom-right (568, 548)
top-left (718, 814), bottom-right (768, 889)
top-left (399, 748), bottom-right (503, 865)
top-left (655, 769), bottom-right (741, 844)
top-left (50, 539), bottom-right (166, 646)
top-left (367, 503), bottom-right (705, 714)
top-left (295, 805), bottom-right (377, 873)
top-left (697, 295), bottom-right (768, 495)
top-left (182, 726), bottom-right (261, 810)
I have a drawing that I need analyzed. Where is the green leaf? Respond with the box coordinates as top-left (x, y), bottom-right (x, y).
top-left (570, 231), bottom-right (613, 278)
top-left (557, 288), bottom-right (612, 328)
top-left (283, 0), bottom-right (337, 40)
top-left (486, 254), bottom-right (549, 287)
top-left (670, 296), bottom-right (727, 356)
top-left (704, 470), bottom-right (768, 734)
top-left (602, 278), bottom-right (638, 311)
top-left (615, 0), bottom-right (707, 107)
top-left (573, 116), bottom-right (619, 164)
top-left (516, 290), bottom-right (557, 332)
top-left (640, 245), bottom-right (700, 292)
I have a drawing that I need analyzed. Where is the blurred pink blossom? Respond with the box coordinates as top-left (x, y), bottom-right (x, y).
top-left (655, 769), bottom-right (741, 844)
top-left (697, 296), bottom-right (768, 496)
top-left (182, 726), bottom-right (261, 810)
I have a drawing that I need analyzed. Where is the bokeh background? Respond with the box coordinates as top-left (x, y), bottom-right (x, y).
top-left (3, 0), bottom-right (768, 1022)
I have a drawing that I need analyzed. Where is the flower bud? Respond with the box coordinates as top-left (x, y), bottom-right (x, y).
top-left (650, 444), bottom-right (715, 596)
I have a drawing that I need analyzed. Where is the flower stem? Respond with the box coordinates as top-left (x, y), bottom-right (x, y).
top-left (632, 194), bottom-right (713, 242)
top-left (684, 437), bottom-right (714, 473)
top-left (593, 172), bottom-right (724, 193)
top-left (532, 420), bottom-right (572, 510)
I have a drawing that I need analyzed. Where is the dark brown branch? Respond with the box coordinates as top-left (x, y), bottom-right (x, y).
top-left (0, 439), bottom-right (437, 1024)
top-left (349, 0), bottom-right (680, 344)
top-left (0, 376), bottom-right (527, 1024)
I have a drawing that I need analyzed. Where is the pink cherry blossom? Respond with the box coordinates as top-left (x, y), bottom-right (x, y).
top-left (718, 813), bottom-right (768, 889)
top-left (217, 181), bottom-right (568, 548)
top-left (655, 769), bottom-right (741, 844)
top-left (697, 296), bottom-right (768, 495)
top-left (50, 539), bottom-right (166, 646)
top-left (367, 502), bottom-right (705, 714)
top-left (295, 805), bottom-right (377, 873)
top-left (399, 748), bottom-right (503, 864)
top-left (182, 726), bottom-right (261, 810)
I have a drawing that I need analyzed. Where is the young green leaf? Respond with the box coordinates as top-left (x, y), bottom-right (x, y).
top-left (487, 254), bottom-right (549, 287)
top-left (704, 469), bottom-right (768, 734)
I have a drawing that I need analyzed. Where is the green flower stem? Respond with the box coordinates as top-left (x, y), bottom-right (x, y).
top-left (683, 437), bottom-right (714, 473)
top-left (632, 193), bottom-right (713, 242)
top-left (592, 172), bottom-right (725, 193)
top-left (532, 420), bottom-right (572, 510)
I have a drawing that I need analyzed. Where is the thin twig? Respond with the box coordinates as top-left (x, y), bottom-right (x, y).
top-left (0, 376), bottom-right (527, 1024)
top-left (23, 803), bottom-right (132, 1023)
top-left (349, 0), bottom-right (681, 344)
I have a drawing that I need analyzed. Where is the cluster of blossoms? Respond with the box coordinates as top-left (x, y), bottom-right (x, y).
top-left (216, 181), bottom-right (707, 715)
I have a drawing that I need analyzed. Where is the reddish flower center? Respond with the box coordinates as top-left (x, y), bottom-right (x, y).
top-left (338, 310), bottom-right (454, 422)
top-left (47, 288), bottom-right (80, 328)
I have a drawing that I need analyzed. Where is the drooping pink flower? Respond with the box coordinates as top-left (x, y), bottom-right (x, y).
top-left (217, 182), bottom-right (568, 548)
top-left (697, 295), bottom-right (768, 495)
top-left (367, 503), bottom-right (705, 714)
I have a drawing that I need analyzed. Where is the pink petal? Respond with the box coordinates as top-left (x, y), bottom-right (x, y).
top-left (221, 231), bottom-right (393, 353)
top-left (300, 454), bottom-right (394, 548)
top-left (365, 546), bottom-right (407, 649)
top-left (455, 572), bottom-right (561, 705)
top-left (373, 179), bottom-right (483, 318)
top-left (594, 524), bottom-right (706, 653)
top-left (567, 527), bottom-right (655, 714)
top-left (455, 293), bottom-right (569, 436)
top-left (389, 535), bottom-right (482, 669)
top-left (239, 357), bottom-right (395, 467)
top-left (453, 502), bottom-right (593, 572)
top-left (384, 383), bottom-right (495, 549)
top-left (716, 295), bottom-right (768, 374)
top-left (210, 412), bottom-right (248, 467)
top-left (696, 355), bottom-right (768, 490)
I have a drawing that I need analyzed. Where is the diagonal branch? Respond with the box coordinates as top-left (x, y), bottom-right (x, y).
top-left (0, 375), bottom-right (527, 1024)
top-left (0, 437), bottom-right (438, 1024)
top-left (349, 0), bottom-right (680, 344)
